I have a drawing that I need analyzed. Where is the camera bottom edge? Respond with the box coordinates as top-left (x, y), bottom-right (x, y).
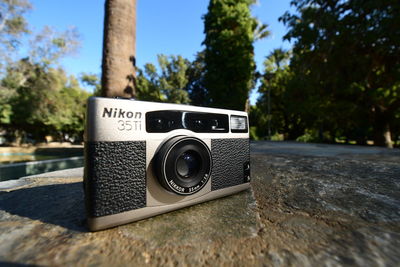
top-left (87, 183), bottom-right (251, 231)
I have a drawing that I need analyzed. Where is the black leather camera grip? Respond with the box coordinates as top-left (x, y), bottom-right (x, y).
top-left (211, 138), bottom-right (250, 191)
top-left (84, 141), bottom-right (146, 217)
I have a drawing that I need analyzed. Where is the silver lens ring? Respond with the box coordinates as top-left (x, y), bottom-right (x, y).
top-left (155, 136), bottom-right (212, 195)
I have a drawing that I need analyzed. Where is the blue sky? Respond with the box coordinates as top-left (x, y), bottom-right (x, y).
top-left (26, 0), bottom-right (293, 102)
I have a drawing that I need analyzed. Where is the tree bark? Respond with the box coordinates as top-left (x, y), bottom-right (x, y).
top-left (101, 0), bottom-right (137, 98)
top-left (373, 109), bottom-right (393, 148)
top-left (374, 126), bottom-right (393, 148)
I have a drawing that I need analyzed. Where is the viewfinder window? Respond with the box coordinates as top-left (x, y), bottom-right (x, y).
top-left (230, 115), bottom-right (248, 133)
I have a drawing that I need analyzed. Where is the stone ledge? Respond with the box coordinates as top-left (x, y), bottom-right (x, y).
top-left (0, 177), bottom-right (261, 265)
top-left (0, 141), bottom-right (399, 266)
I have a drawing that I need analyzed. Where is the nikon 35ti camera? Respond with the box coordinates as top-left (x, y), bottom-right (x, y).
top-left (84, 97), bottom-right (250, 231)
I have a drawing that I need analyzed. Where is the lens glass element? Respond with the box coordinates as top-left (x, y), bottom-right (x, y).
top-left (176, 151), bottom-right (201, 179)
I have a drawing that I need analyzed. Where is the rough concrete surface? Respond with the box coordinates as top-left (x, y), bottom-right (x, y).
top-left (0, 141), bottom-right (399, 266)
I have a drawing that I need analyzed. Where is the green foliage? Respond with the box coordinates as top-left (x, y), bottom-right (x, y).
top-left (203, 0), bottom-right (269, 111)
top-left (0, 0), bottom-right (31, 69)
top-left (296, 129), bottom-right (319, 143)
top-left (0, 83), bottom-right (16, 124)
top-left (255, 49), bottom-right (306, 140)
top-left (29, 26), bottom-right (81, 67)
top-left (248, 104), bottom-right (267, 139)
top-left (184, 51), bottom-right (210, 107)
top-left (136, 63), bottom-right (165, 102)
top-left (1, 59), bottom-right (90, 141)
top-left (136, 53), bottom-right (216, 107)
top-left (0, 1), bottom-right (86, 143)
top-left (0, 0), bottom-right (89, 143)
top-left (157, 54), bottom-right (190, 104)
top-left (56, 77), bottom-right (90, 135)
top-left (277, 0), bottom-right (400, 147)
top-left (136, 54), bottom-right (191, 104)
top-left (80, 72), bottom-right (101, 96)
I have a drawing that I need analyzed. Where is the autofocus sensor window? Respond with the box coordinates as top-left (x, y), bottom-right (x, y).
top-left (154, 136), bottom-right (212, 195)
top-left (146, 111), bottom-right (182, 132)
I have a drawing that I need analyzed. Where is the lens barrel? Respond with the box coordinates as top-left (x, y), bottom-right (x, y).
top-left (154, 136), bottom-right (212, 195)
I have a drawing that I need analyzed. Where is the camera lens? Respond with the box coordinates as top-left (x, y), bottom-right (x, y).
top-left (176, 151), bottom-right (201, 179)
top-left (154, 136), bottom-right (212, 195)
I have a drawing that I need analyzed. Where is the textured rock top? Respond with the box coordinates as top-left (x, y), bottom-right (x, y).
top-left (0, 141), bottom-right (399, 266)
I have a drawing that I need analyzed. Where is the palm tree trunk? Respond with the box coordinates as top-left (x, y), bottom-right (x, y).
top-left (101, 0), bottom-right (137, 98)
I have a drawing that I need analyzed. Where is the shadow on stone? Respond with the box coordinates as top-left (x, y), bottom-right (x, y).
top-left (0, 182), bottom-right (86, 232)
top-left (34, 147), bottom-right (83, 156)
top-left (0, 261), bottom-right (33, 267)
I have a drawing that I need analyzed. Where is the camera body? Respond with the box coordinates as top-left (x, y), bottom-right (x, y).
top-left (84, 97), bottom-right (250, 231)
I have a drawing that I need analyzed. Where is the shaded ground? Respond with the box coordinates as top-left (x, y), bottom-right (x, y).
top-left (0, 141), bottom-right (399, 266)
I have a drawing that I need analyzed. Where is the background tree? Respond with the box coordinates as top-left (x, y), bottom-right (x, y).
top-left (280, 0), bottom-right (400, 147)
top-left (203, 0), bottom-right (269, 111)
top-left (136, 63), bottom-right (164, 102)
top-left (157, 54), bottom-right (191, 104)
top-left (0, 10), bottom-right (87, 144)
top-left (0, 0), bottom-right (31, 70)
top-left (29, 26), bottom-right (80, 67)
top-left (185, 51), bottom-right (210, 107)
top-left (252, 49), bottom-right (307, 140)
top-left (101, 0), bottom-right (137, 98)
top-left (136, 54), bottom-right (191, 104)
top-left (80, 72), bottom-right (101, 96)
top-left (3, 59), bottom-right (89, 142)
top-left (0, 74), bottom-right (16, 125)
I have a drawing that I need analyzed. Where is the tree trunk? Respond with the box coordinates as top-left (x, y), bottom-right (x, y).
top-left (373, 127), bottom-right (393, 148)
top-left (101, 0), bottom-right (137, 98)
top-left (373, 125), bottom-right (393, 148)
top-left (373, 111), bottom-right (393, 148)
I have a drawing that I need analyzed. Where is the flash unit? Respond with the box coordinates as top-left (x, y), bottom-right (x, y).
top-left (230, 115), bottom-right (248, 133)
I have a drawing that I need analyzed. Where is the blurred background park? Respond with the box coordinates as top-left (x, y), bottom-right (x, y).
top-left (0, 0), bottom-right (399, 150)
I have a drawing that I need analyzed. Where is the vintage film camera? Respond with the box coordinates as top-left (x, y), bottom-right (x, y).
top-left (84, 97), bottom-right (250, 231)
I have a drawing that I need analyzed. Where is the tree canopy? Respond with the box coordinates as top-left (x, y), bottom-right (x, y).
top-left (0, 0), bottom-right (89, 144)
top-left (0, 0), bottom-right (31, 70)
top-left (279, 0), bottom-right (400, 147)
top-left (136, 54), bottom-right (191, 104)
top-left (203, 0), bottom-right (269, 111)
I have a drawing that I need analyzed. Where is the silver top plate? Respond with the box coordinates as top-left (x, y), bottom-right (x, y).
top-left (86, 97), bottom-right (249, 142)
